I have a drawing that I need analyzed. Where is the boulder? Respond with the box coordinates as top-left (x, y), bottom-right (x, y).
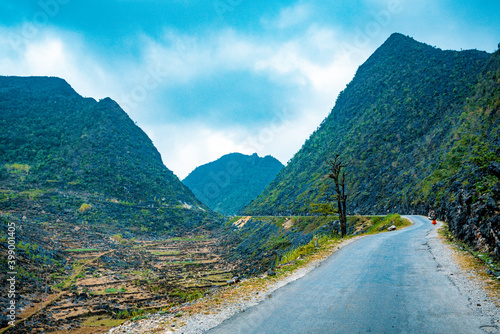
top-left (387, 225), bottom-right (397, 231)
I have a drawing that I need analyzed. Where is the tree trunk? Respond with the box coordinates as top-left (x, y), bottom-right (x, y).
top-left (327, 155), bottom-right (348, 237)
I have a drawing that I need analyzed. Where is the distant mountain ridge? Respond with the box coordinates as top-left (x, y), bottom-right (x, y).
top-left (242, 33), bottom-right (500, 258)
top-left (183, 153), bottom-right (283, 215)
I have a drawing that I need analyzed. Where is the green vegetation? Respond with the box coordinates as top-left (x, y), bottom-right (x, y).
top-left (0, 76), bottom-right (221, 235)
top-left (170, 288), bottom-right (204, 303)
top-left (78, 203), bottom-right (92, 213)
top-left (150, 250), bottom-right (180, 256)
top-left (183, 153), bottom-right (283, 215)
top-left (278, 214), bottom-right (410, 269)
top-left (5, 163), bottom-right (30, 174)
top-left (242, 33), bottom-right (492, 216)
top-left (82, 315), bottom-right (126, 327)
top-left (65, 248), bottom-right (100, 252)
top-left (104, 287), bottom-right (126, 294)
top-left (279, 235), bottom-right (331, 265)
top-left (363, 214), bottom-right (410, 234)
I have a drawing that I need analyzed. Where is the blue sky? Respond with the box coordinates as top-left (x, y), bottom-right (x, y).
top-left (1, 0), bottom-right (499, 178)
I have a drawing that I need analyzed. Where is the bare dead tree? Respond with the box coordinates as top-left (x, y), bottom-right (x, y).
top-left (326, 154), bottom-right (348, 237)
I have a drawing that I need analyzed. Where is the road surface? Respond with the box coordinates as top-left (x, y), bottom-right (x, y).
top-left (208, 216), bottom-right (497, 334)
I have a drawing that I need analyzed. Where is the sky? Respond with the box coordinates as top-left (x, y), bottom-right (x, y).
top-left (1, 0), bottom-right (499, 179)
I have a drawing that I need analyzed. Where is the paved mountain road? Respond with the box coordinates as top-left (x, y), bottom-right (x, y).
top-left (208, 216), bottom-right (497, 333)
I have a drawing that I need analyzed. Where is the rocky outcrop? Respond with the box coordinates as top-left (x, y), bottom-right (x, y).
top-left (416, 165), bottom-right (500, 259)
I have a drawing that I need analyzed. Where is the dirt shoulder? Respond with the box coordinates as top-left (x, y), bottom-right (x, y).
top-left (427, 220), bottom-right (500, 332)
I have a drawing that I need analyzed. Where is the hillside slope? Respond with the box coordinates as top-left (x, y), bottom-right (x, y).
top-left (0, 76), bottom-right (224, 332)
top-left (423, 50), bottom-right (500, 256)
top-left (0, 76), bottom-right (216, 232)
top-left (243, 33), bottom-right (490, 215)
top-left (183, 153), bottom-right (283, 215)
top-left (242, 33), bottom-right (499, 257)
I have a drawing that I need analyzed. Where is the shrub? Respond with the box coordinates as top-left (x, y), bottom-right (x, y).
top-left (79, 203), bottom-right (91, 213)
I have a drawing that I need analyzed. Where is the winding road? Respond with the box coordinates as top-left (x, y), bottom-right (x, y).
top-left (208, 216), bottom-right (498, 334)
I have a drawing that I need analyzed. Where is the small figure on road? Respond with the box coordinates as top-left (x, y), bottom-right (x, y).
top-left (428, 210), bottom-right (437, 225)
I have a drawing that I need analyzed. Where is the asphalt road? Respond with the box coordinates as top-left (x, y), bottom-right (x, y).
top-left (208, 216), bottom-right (494, 334)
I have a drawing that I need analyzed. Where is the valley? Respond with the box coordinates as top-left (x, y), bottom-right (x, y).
top-left (1, 32), bottom-right (499, 333)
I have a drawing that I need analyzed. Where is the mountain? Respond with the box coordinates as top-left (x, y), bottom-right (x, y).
top-left (183, 153), bottom-right (283, 215)
top-left (242, 34), bottom-right (500, 257)
top-left (0, 76), bottom-right (225, 332)
top-left (0, 76), bottom-right (216, 232)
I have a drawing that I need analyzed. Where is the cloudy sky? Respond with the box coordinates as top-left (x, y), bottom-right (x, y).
top-left (1, 0), bottom-right (499, 179)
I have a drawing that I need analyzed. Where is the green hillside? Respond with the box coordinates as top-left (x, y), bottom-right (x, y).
top-left (242, 33), bottom-right (500, 257)
top-left (243, 33), bottom-right (490, 215)
top-left (183, 153), bottom-right (283, 215)
top-left (0, 76), bottom-right (216, 232)
top-left (420, 50), bottom-right (500, 253)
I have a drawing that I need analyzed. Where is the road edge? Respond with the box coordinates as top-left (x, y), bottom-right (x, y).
top-left (407, 216), bottom-right (500, 332)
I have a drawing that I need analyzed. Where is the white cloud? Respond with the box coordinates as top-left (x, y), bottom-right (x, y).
top-left (143, 122), bottom-right (251, 179)
top-left (273, 3), bottom-right (312, 29)
top-left (131, 25), bottom-right (362, 177)
top-left (142, 98), bottom-right (335, 180)
top-left (0, 28), bottom-right (115, 100)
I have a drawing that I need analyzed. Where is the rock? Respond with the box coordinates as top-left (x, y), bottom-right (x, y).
top-left (267, 269), bottom-right (276, 276)
top-left (487, 269), bottom-right (500, 278)
top-left (488, 161), bottom-right (500, 178)
top-left (492, 183), bottom-right (500, 199)
top-left (379, 224), bottom-right (388, 231)
top-left (387, 225), bottom-right (397, 231)
top-left (486, 196), bottom-right (497, 212)
top-left (226, 276), bottom-right (240, 285)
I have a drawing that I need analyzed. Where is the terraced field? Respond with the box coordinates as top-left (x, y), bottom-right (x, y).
top-left (0, 217), bottom-right (236, 334)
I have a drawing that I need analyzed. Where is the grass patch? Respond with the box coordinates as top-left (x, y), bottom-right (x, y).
top-left (364, 214), bottom-right (410, 234)
top-left (172, 260), bottom-right (200, 265)
top-left (279, 234), bottom-right (334, 266)
top-left (105, 287), bottom-right (126, 294)
top-left (5, 163), bottom-right (30, 174)
top-left (65, 248), bottom-right (100, 252)
top-left (150, 250), bottom-right (180, 256)
top-left (82, 315), bottom-right (126, 327)
top-left (226, 216), bottom-right (241, 226)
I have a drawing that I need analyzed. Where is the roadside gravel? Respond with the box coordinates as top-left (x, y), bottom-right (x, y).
top-left (425, 221), bottom-right (500, 332)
